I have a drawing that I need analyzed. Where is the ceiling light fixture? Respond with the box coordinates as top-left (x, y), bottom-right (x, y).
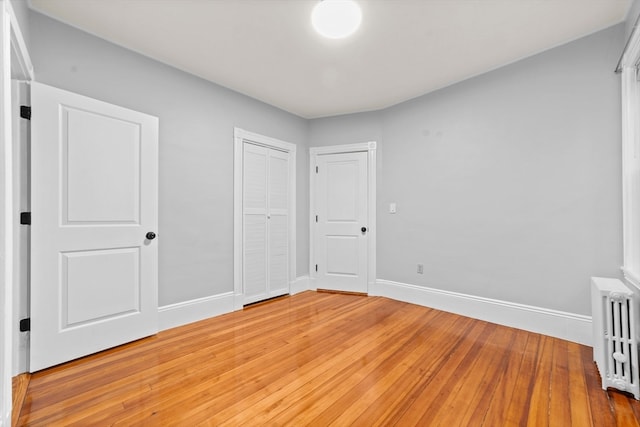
top-left (312, 0), bottom-right (362, 39)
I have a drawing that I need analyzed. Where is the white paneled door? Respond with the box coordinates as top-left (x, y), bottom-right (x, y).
top-left (243, 143), bottom-right (290, 305)
top-left (30, 83), bottom-right (158, 371)
top-left (315, 151), bottom-right (368, 293)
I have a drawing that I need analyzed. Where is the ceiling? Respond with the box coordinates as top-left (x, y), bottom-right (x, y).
top-left (29, 0), bottom-right (631, 119)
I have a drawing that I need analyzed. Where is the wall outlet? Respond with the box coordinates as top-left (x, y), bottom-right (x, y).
top-left (417, 264), bottom-right (423, 274)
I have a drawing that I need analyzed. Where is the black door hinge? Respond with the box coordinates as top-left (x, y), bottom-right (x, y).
top-left (315, 264), bottom-right (318, 272)
top-left (20, 106), bottom-right (31, 120)
top-left (20, 212), bottom-right (31, 225)
top-left (316, 166), bottom-right (318, 173)
top-left (19, 318), bottom-right (30, 332)
top-left (315, 215), bottom-right (318, 223)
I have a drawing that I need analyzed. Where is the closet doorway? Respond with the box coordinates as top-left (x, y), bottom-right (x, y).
top-left (233, 128), bottom-right (296, 308)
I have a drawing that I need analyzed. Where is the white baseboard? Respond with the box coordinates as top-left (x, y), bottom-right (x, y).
top-left (371, 279), bottom-right (592, 346)
top-left (158, 292), bottom-right (234, 331)
top-left (291, 275), bottom-right (311, 294)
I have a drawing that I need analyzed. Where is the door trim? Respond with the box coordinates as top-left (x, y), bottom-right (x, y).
top-left (309, 142), bottom-right (377, 293)
top-left (233, 128), bottom-right (296, 310)
top-left (1, 0), bottom-right (32, 423)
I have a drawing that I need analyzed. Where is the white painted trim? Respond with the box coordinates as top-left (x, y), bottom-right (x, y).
top-left (11, 80), bottom-right (28, 376)
top-left (622, 266), bottom-right (640, 292)
top-left (158, 292), bottom-right (234, 331)
top-left (617, 15), bottom-right (640, 73)
top-left (0, 2), bottom-right (11, 423)
top-left (621, 67), bottom-right (640, 282)
top-left (366, 144), bottom-right (376, 290)
top-left (6, 0), bottom-right (32, 82)
top-left (371, 279), bottom-right (592, 346)
top-left (309, 141), bottom-right (376, 155)
top-left (309, 142), bottom-right (377, 293)
top-left (291, 275), bottom-right (311, 295)
top-left (0, 1), bottom-right (31, 423)
top-left (620, 15), bottom-right (640, 293)
top-left (233, 127), bottom-right (297, 309)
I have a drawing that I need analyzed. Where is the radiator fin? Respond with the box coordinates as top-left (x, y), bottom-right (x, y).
top-left (591, 277), bottom-right (639, 400)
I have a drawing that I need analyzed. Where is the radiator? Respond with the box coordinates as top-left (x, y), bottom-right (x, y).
top-left (591, 277), bottom-right (639, 399)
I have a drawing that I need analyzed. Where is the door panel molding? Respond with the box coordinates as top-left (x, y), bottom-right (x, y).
top-left (233, 128), bottom-right (296, 310)
top-left (309, 142), bottom-right (377, 293)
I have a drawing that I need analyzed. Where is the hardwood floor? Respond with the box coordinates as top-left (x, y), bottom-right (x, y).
top-left (12, 373), bottom-right (30, 426)
top-left (14, 291), bottom-right (640, 426)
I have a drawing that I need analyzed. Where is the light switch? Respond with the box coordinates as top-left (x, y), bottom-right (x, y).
top-left (389, 203), bottom-right (397, 214)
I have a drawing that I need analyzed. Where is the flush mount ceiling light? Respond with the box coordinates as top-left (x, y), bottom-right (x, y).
top-left (312, 0), bottom-right (362, 39)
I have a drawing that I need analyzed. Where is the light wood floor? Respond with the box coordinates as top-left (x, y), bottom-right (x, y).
top-left (14, 291), bottom-right (640, 426)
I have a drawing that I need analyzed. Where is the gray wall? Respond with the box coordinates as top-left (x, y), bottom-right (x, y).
top-left (310, 24), bottom-right (624, 316)
top-left (29, 11), bottom-right (309, 306)
top-left (24, 7), bottom-right (628, 317)
top-left (309, 111), bottom-right (383, 148)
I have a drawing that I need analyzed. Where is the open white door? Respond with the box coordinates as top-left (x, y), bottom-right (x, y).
top-left (30, 82), bottom-right (158, 371)
top-left (315, 151), bottom-right (369, 293)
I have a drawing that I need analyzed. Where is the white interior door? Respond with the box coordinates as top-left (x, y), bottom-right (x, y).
top-left (315, 151), bottom-right (368, 293)
top-left (242, 143), bottom-right (289, 305)
top-left (30, 82), bottom-right (158, 371)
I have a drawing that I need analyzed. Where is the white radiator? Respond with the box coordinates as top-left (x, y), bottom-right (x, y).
top-left (591, 277), bottom-right (639, 399)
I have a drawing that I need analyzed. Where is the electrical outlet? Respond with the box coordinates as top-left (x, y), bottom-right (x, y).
top-left (417, 264), bottom-right (423, 274)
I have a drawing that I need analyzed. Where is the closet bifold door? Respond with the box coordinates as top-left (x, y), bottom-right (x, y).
top-left (267, 149), bottom-right (290, 298)
top-left (242, 142), bottom-right (289, 305)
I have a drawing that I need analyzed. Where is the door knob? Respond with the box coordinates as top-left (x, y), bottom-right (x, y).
top-left (361, 227), bottom-right (367, 233)
top-left (146, 232), bottom-right (157, 240)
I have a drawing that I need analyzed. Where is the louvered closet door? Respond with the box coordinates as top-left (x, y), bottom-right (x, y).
top-left (243, 143), bottom-right (290, 305)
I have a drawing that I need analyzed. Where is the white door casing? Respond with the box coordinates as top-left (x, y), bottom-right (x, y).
top-left (0, 2), bottom-right (12, 424)
top-left (310, 142), bottom-right (377, 294)
top-left (30, 82), bottom-right (158, 371)
top-left (12, 80), bottom-right (28, 375)
top-left (1, 1), bottom-right (32, 424)
top-left (233, 128), bottom-right (296, 309)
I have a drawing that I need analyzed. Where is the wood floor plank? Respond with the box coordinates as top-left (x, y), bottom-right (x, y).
top-left (548, 338), bottom-right (572, 426)
top-left (413, 324), bottom-right (516, 426)
top-left (580, 344), bottom-right (619, 426)
top-left (323, 314), bottom-right (479, 426)
top-left (502, 332), bottom-right (542, 425)
top-left (11, 373), bottom-right (30, 427)
top-left (464, 330), bottom-right (531, 426)
top-left (349, 317), bottom-right (490, 427)
top-left (213, 298), bottom-right (428, 426)
top-left (281, 310), bottom-right (468, 426)
top-left (109, 294), bottom-right (384, 425)
top-left (610, 390), bottom-right (640, 427)
top-left (525, 335), bottom-right (554, 426)
top-left (15, 291), bottom-right (640, 426)
top-left (567, 341), bottom-right (594, 427)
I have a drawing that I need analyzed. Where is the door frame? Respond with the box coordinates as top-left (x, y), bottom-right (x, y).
top-left (233, 128), bottom-right (296, 310)
top-left (309, 142), bottom-right (377, 292)
top-left (1, 0), bottom-right (33, 424)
